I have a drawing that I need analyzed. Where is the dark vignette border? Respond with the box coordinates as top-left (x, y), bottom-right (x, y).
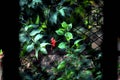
top-left (0, 0), bottom-right (119, 80)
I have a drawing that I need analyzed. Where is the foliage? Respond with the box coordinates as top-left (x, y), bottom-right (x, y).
top-left (19, 0), bottom-right (103, 80)
top-left (0, 49), bottom-right (3, 55)
top-left (19, 19), bottom-right (50, 58)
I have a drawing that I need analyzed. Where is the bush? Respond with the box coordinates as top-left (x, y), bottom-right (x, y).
top-left (19, 0), bottom-right (103, 80)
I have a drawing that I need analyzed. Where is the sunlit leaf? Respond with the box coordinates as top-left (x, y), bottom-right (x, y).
top-left (25, 25), bottom-right (33, 31)
top-left (85, 20), bottom-right (88, 25)
top-left (57, 61), bottom-right (66, 70)
top-left (88, 25), bottom-right (92, 29)
top-left (19, 33), bottom-right (28, 43)
top-left (26, 43), bottom-right (34, 52)
top-left (59, 8), bottom-right (65, 16)
top-left (40, 43), bottom-right (50, 48)
top-left (55, 28), bottom-right (65, 35)
top-left (41, 22), bottom-right (47, 28)
top-left (66, 71), bottom-right (74, 79)
top-left (30, 30), bottom-right (41, 36)
top-left (35, 15), bottom-right (40, 24)
top-left (50, 12), bottom-right (58, 24)
top-left (34, 34), bottom-right (43, 42)
top-left (33, 0), bottom-right (42, 3)
top-left (74, 39), bottom-right (82, 47)
top-left (0, 49), bottom-right (3, 55)
top-left (58, 42), bottom-right (66, 49)
top-left (67, 23), bottom-right (72, 31)
top-left (35, 48), bottom-right (39, 59)
top-left (40, 47), bottom-right (47, 54)
top-left (57, 77), bottom-right (64, 80)
top-left (61, 21), bottom-right (68, 29)
top-left (65, 32), bottom-right (73, 41)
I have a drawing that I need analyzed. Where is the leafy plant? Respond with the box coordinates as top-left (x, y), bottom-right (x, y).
top-left (19, 17), bottom-right (50, 58)
top-left (19, 0), bottom-right (103, 80)
top-left (0, 49), bottom-right (3, 55)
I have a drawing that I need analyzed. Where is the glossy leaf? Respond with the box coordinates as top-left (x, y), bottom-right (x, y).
top-left (65, 32), bottom-right (73, 41)
top-left (35, 15), bottom-right (40, 24)
top-left (57, 61), bottom-right (66, 70)
top-left (67, 23), bottom-right (72, 31)
top-left (34, 34), bottom-right (43, 42)
top-left (26, 43), bottom-right (34, 52)
top-left (50, 12), bottom-right (58, 24)
top-left (55, 28), bottom-right (65, 35)
top-left (35, 48), bottom-right (39, 59)
top-left (41, 22), bottom-right (47, 28)
top-left (40, 43), bottom-right (50, 48)
top-left (30, 30), bottom-right (41, 36)
top-left (0, 49), bottom-right (3, 55)
top-left (25, 25), bottom-right (33, 31)
top-left (57, 78), bottom-right (64, 80)
top-left (74, 39), bottom-right (82, 47)
top-left (59, 8), bottom-right (65, 16)
top-left (19, 33), bottom-right (28, 43)
top-left (40, 47), bottom-right (47, 54)
top-left (61, 21), bottom-right (68, 29)
top-left (58, 42), bottom-right (66, 49)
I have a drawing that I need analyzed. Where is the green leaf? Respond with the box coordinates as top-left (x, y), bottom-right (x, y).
top-left (61, 21), bottom-right (68, 29)
top-left (26, 43), bottom-right (34, 52)
top-left (67, 71), bottom-right (74, 79)
top-left (34, 34), bottom-right (43, 42)
top-left (67, 23), bottom-right (72, 31)
top-left (57, 61), bottom-right (66, 70)
top-left (85, 70), bottom-right (92, 75)
top-left (57, 78), bottom-right (64, 80)
top-left (75, 6), bottom-right (85, 18)
top-left (35, 15), bottom-right (40, 24)
top-left (30, 30), bottom-right (41, 36)
top-left (79, 45), bottom-right (86, 53)
top-left (40, 47), bottom-right (47, 54)
top-left (0, 49), bottom-right (3, 55)
top-left (50, 12), bottom-right (58, 24)
top-left (19, 33), bottom-right (28, 43)
top-left (55, 28), bottom-right (65, 35)
top-left (74, 39), bottom-right (82, 47)
top-left (65, 54), bottom-right (75, 58)
top-left (80, 70), bottom-right (92, 79)
top-left (74, 49), bottom-right (81, 53)
top-left (58, 42), bottom-right (66, 49)
top-left (35, 48), bottom-right (39, 59)
top-left (25, 25), bottom-right (33, 31)
top-left (59, 8), bottom-right (65, 16)
top-left (65, 32), bottom-right (73, 41)
top-left (74, 44), bottom-right (85, 53)
top-left (41, 22), bottom-right (47, 28)
top-left (85, 20), bottom-right (88, 25)
top-left (33, 0), bottom-right (42, 3)
top-left (40, 43), bottom-right (50, 48)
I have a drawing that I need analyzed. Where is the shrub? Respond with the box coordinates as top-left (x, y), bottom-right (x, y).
top-left (19, 0), bottom-right (103, 80)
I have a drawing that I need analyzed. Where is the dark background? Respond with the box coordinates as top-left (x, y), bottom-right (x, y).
top-left (0, 0), bottom-right (21, 80)
top-left (102, 0), bottom-right (118, 79)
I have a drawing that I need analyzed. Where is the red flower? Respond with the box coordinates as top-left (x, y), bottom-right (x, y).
top-left (51, 37), bottom-right (56, 47)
